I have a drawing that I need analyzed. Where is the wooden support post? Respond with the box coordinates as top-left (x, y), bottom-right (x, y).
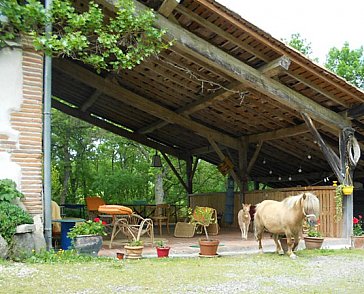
top-left (161, 152), bottom-right (189, 192)
top-left (239, 139), bottom-right (248, 204)
top-left (339, 128), bottom-right (356, 239)
top-left (301, 112), bottom-right (343, 183)
top-left (186, 155), bottom-right (194, 194)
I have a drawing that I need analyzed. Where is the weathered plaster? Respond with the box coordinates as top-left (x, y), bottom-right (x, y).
top-left (0, 47), bottom-right (23, 144)
top-left (0, 47), bottom-right (23, 188)
top-left (0, 152), bottom-right (21, 188)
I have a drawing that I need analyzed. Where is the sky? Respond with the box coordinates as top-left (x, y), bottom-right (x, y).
top-left (217, 0), bottom-right (364, 64)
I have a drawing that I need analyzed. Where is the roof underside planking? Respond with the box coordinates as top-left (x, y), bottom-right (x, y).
top-left (51, 0), bottom-right (364, 188)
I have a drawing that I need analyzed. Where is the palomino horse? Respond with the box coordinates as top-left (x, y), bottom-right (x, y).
top-left (254, 192), bottom-right (319, 259)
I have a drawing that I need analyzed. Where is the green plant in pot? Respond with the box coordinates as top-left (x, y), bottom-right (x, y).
top-left (304, 220), bottom-right (324, 250)
top-left (155, 240), bottom-right (170, 258)
top-left (351, 215), bottom-right (364, 249)
top-left (190, 206), bottom-right (220, 256)
top-left (124, 239), bottom-right (144, 259)
top-left (67, 218), bottom-right (107, 256)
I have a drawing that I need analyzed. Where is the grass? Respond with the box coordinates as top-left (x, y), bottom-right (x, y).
top-left (1, 249), bottom-right (364, 293)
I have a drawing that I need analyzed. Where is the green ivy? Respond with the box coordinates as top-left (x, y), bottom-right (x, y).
top-left (0, 179), bottom-right (24, 202)
top-left (0, 0), bottom-right (171, 72)
top-left (0, 201), bottom-right (34, 245)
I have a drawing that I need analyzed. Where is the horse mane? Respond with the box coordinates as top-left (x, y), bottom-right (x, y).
top-left (282, 192), bottom-right (320, 215)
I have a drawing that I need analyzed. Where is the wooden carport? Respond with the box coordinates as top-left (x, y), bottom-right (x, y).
top-left (50, 0), bottom-right (364, 237)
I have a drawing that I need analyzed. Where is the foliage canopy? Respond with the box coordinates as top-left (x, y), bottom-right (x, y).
top-left (0, 0), bottom-right (170, 72)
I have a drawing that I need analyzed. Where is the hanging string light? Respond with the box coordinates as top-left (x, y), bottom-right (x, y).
top-left (298, 166), bottom-right (302, 173)
top-left (307, 154), bottom-right (312, 160)
top-left (288, 176), bottom-right (292, 181)
top-left (278, 176), bottom-right (282, 181)
top-left (269, 170), bottom-right (273, 175)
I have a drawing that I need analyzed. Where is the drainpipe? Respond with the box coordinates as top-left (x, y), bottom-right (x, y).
top-left (43, 0), bottom-right (53, 250)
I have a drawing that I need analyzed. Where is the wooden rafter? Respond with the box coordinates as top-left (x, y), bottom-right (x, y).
top-left (158, 0), bottom-right (179, 17)
top-left (53, 59), bottom-right (240, 150)
top-left (161, 152), bottom-right (189, 192)
top-left (301, 112), bottom-right (343, 182)
top-left (138, 56), bottom-right (290, 135)
top-left (175, 5), bottom-right (269, 62)
top-left (192, 0), bottom-right (364, 103)
top-left (137, 81), bottom-right (242, 134)
top-left (252, 171), bottom-right (334, 183)
top-left (175, 2), bottom-right (357, 107)
top-left (52, 99), bottom-right (187, 160)
top-left (245, 124), bottom-right (310, 143)
top-left (130, 0), bottom-right (351, 130)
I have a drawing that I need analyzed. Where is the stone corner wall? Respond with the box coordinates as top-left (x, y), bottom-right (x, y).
top-left (0, 44), bottom-right (44, 215)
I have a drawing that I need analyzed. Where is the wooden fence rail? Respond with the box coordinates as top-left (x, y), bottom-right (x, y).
top-left (189, 186), bottom-right (342, 237)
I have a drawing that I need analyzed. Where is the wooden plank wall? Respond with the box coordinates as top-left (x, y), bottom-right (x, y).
top-left (189, 186), bottom-right (342, 237)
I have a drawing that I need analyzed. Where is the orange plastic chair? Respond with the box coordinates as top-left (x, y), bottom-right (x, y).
top-left (85, 196), bottom-right (106, 219)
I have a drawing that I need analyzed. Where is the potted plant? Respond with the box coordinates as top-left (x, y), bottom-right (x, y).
top-left (155, 240), bottom-right (170, 258)
top-left (67, 217), bottom-right (107, 256)
top-left (190, 206), bottom-right (220, 256)
top-left (351, 215), bottom-right (364, 249)
top-left (304, 221), bottom-right (324, 250)
top-left (124, 239), bottom-right (144, 259)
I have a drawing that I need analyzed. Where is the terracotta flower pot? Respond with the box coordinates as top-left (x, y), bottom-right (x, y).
top-left (116, 252), bottom-right (124, 260)
top-left (156, 246), bottom-right (170, 258)
top-left (304, 237), bottom-right (324, 250)
top-left (198, 239), bottom-right (219, 256)
top-left (124, 245), bottom-right (144, 259)
top-left (351, 236), bottom-right (364, 249)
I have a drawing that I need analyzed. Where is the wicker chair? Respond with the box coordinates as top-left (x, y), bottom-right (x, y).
top-left (109, 214), bottom-right (154, 249)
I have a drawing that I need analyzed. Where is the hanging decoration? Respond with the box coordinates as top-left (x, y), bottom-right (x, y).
top-left (217, 156), bottom-right (234, 176)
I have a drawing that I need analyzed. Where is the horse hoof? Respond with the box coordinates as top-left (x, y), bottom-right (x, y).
top-left (289, 253), bottom-right (297, 259)
top-left (278, 250), bottom-right (284, 255)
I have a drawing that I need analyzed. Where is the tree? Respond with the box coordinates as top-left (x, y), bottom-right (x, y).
top-left (325, 42), bottom-right (364, 89)
top-left (284, 33), bottom-right (318, 62)
top-left (0, 0), bottom-right (170, 72)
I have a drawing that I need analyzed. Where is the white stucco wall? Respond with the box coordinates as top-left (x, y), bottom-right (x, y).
top-left (0, 47), bottom-right (23, 187)
top-left (0, 47), bottom-right (23, 142)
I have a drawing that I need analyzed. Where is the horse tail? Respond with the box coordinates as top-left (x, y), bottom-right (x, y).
top-left (253, 203), bottom-right (262, 240)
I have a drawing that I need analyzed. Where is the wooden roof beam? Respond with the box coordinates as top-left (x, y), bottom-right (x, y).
top-left (259, 56), bottom-right (291, 78)
top-left (193, 0), bottom-right (364, 103)
top-left (130, 0), bottom-right (350, 131)
top-left (245, 123), bottom-right (310, 143)
top-left (138, 56), bottom-right (291, 134)
top-left (52, 99), bottom-right (187, 160)
top-left (252, 171), bottom-right (334, 183)
top-left (174, 5), bottom-right (269, 62)
top-left (53, 59), bottom-right (240, 150)
top-left (175, 2), bottom-right (356, 107)
top-left (285, 73), bottom-right (349, 107)
top-left (158, 0), bottom-right (180, 17)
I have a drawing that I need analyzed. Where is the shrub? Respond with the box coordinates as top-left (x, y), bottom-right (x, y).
top-left (0, 202), bottom-right (33, 244)
top-left (0, 179), bottom-right (24, 202)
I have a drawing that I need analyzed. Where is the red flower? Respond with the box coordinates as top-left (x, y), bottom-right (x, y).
top-left (359, 215), bottom-right (363, 219)
top-left (353, 217), bottom-right (359, 224)
top-left (94, 217), bottom-right (100, 223)
top-left (102, 221), bottom-right (107, 225)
